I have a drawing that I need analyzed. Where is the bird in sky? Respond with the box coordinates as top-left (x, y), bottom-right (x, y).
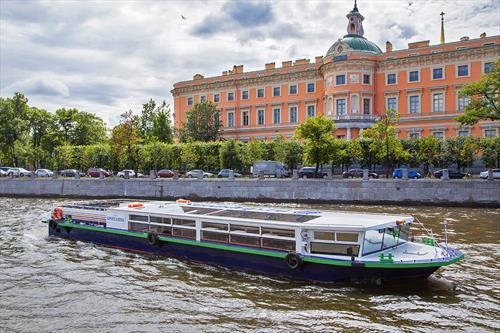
top-left (181, 15), bottom-right (187, 20)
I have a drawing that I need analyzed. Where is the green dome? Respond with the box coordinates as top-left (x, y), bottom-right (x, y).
top-left (326, 34), bottom-right (382, 57)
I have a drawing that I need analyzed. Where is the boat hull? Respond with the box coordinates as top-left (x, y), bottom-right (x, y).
top-left (48, 224), bottom-right (440, 283)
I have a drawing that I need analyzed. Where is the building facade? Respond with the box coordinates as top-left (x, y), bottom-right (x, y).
top-left (171, 2), bottom-right (500, 141)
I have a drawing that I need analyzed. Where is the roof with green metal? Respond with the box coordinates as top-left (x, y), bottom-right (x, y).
top-left (326, 34), bottom-right (382, 56)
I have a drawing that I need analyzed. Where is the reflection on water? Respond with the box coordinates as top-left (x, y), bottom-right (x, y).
top-left (0, 198), bottom-right (498, 332)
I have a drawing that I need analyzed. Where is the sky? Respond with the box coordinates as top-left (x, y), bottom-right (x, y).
top-left (1, 0), bottom-right (499, 127)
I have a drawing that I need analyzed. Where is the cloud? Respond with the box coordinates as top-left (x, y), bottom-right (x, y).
top-left (0, 0), bottom-right (499, 127)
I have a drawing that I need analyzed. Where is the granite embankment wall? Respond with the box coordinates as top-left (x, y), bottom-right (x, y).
top-left (0, 178), bottom-right (499, 207)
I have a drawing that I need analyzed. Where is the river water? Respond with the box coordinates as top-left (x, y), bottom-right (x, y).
top-left (0, 198), bottom-right (498, 332)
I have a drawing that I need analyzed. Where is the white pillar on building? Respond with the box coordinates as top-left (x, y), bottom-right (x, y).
top-left (347, 127), bottom-right (352, 140)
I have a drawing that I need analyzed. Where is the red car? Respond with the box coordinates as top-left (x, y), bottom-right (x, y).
top-left (157, 169), bottom-right (174, 178)
top-left (87, 168), bottom-right (111, 177)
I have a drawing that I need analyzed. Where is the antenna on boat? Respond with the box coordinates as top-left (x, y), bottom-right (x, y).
top-left (444, 218), bottom-right (449, 249)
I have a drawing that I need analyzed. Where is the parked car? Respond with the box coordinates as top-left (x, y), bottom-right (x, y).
top-left (87, 168), bottom-right (112, 177)
top-left (252, 161), bottom-right (290, 178)
top-left (59, 169), bottom-right (85, 177)
top-left (342, 169), bottom-right (379, 178)
top-left (433, 169), bottom-right (469, 179)
top-left (217, 169), bottom-right (241, 178)
top-left (479, 169), bottom-right (500, 179)
top-left (116, 169), bottom-right (143, 178)
top-left (7, 167), bottom-right (31, 177)
top-left (0, 169), bottom-right (7, 177)
top-left (0, 167), bottom-right (12, 174)
top-left (35, 169), bottom-right (54, 177)
top-left (186, 170), bottom-right (214, 178)
top-left (157, 169), bottom-right (174, 178)
top-left (298, 167), bottom-right (328, 178)
top-left (392, 168), bottom-right (422, 179)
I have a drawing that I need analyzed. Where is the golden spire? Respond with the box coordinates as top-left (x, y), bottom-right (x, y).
top-left (440, 12), bottom-right (445, 44)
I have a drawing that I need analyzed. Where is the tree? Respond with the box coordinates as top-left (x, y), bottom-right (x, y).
top-left (0, 93), bottom-right (29, 165)
top-left (363, 108), bottom-right (407, 177)
top-left (241, 140), bottom-right (264, 171)
top-left (417, 136), bottom-right (443, 176)
top-left (140, 99), bottom-right (173, 143)
top-left (457, 59), bottom-right (499, 125)
top-left (219, 140), bottom-right (242, 171)
top-left (178, 101), bottom-right (222, 142)
top-left (295, 116), bottom-right (335, 176)
top-left (479, 137), bottom-right (500, 168)
top-left (111, 110), bottom-right (141, 172)
top-left (273, 138), bottom-right (303, 170)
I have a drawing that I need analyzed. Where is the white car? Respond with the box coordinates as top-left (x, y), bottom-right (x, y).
top-left (479, 169), bottom-right (500, 179)
top-left (186, 170), bottom-right (214, 178)
top-left (35, 169), bottom-right (54, 177)
top-left (117, 170), bottom-right (144, 178)
top-left (0, 169), bottom-right (7, 177)
top-left (7, 167), bottom-right (31, 177)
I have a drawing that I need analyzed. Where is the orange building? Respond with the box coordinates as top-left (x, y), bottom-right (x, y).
top-left (171, 2), bottom-right (500, 141)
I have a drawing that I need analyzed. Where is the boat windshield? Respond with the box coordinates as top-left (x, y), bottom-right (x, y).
top-left (362, 224), bottom-right (411, 255)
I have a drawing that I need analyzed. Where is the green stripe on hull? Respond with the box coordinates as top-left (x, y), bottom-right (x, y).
top-left (53, 221), bottom-right (463, 269)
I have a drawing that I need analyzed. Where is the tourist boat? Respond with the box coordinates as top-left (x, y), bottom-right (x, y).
top-left (44, 200), bottom-right (464, 283)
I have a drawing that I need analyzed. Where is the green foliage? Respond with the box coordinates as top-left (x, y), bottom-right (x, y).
top-left (274, 139), bottom-right (303, 170)
top-left (178, 101), bottom-right (222, 142)
top-left (111, 110), bottom-right (142, 171)
top-left (479, 137), bottom-right (500, 168)
top-left (0, 93), bottom-right (29, 165)
top-left (457, 59), bottom-right (500, 125)
top-left (241, 140), bottom-right (265, 171)
top-left (140, 99), bottom-right (173, 144)
top-left (416, 136), bottom-right (443, 176)
top-left (295, 116), bottom-right (335, 173)
top-left (219, 140), bottom-right (243, 171)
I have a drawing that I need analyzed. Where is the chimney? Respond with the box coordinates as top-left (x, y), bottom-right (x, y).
top-left (232, 65), bottom-right (244, 74)
top-left (294, 59), bottom-right (310, 66)
top-left (282, 60), bottom-right (292, 67)
top-left (386, 41), bottom-right (393, 52)
top-left (265, 62), bottom-right (275, 70)
top-left (222, 71), bottom-right (228, 76)
top-left (315, 56), bottom-right (323, 63)
top-left (193, 74), bottom-right (204, 80)
top-left (460, 36), bottom-right (469, 41)
top-left (480, 32), bottom-right (487, 38)
top-left (408, 40), bottom-right (430, 49)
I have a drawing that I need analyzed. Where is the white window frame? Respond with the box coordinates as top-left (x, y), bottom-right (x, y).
top-left (457, 96), bottom-right (470, 112)
top-left (386, 72), bottom-right (398, 85)
top-left (256, 109), bottom-right (265, 125)
top-left (335, 73), bottom-right (347, 86)
top-left (362, 97), bottom-right (372, 115)
top-left (431, 66), bottom-right (445, 80)
top-left (227, 91), bottom-right (235, 101)
top-left (241, 109), bottom-right (249, 127)
top-left (350, 94), bottom-right (359, 113)
top-left (431, 131), bottom-right (445, 140)
top-left (227, 111), bottom-right (235, 128)
top-left (306, 81), bottom-right (316, 93)
top-left (288, 105), bottom-right (298, 123)
top-left (213, 93), bottom-right (220, 103)
top-left (335, 98), bottom-right (347, 115)
top-left (273, 107), bottom-right (281, 124)
top-left (256, 87), bottom-right (265, 98)
top-left (273, 86), bottom-right (281, 97)
top-left (200, 95), bottom-right (207, 102)
top-left (482, 61), bottom-right (495, 74)
top-left (408, 132), bottom-right (421, 139)
top-left (456, 63), bottom-right (471, 78)
top-left (408, 94), bottom-right (421, 114)
top-left (431, 92), bottom-right (445, 112)
top-left (407, 69), bottom-right (420, 83)
top-left (483, 128), bottom-right (498, 138)
top-left (306, 104), bottom-right (316, 117)
top-left (457, 129), bottom-right (471, 137)
top-left (241, 89), bottom-right (249, 100)
top-left (385, 96), bottom-right (398, 112)
top-left (187, 96), bottom-right (194, 106)
top-left (288, 83), bottom-right (298, 95)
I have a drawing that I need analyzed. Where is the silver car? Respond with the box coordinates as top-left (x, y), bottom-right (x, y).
top-left (185, 170), bottom-right (214, 178)
top-left (35, 169), bottom-right (54, 177)
top-left (479, 169), bottom-right (500, 179)
top-left (7, 168), bottom-right (31, 177)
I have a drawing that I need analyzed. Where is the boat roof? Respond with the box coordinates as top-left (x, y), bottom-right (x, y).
top-left (106, 201), bottom-right (413, 231)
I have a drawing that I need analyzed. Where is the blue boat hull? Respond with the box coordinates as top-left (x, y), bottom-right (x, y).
top-left (48, 226), bottom-right (439, 283)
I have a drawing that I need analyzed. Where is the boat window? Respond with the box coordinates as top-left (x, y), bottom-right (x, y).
top-left (261, 227), bottom-right (295, 238)
top-left (185, 208), bottom-right (221, 215)
top-left (210, 209), bottom-right (318, 223)
top-left (129, 214), bottom-right (148, 222)
top-left (201, 231), bottom-right (229, 243)
top-left (202, 222), bottom-right (228, 231)
top-left (172, 228), bottom-right (196, 239)
top-left (172, 218), bottom-right (196, 227)
top-left (150, 216), bottom-right (171, 224)
top-left (363, 229), bottom-right (384, 255)
top-left (261, 238), bottom-right (295, 251)
top-left (229, 234), bottom-right (260, 247)
top-left (314, 231), bottom-right (335, 241)
top-left (150, 225), bottom-right (172, 236)
top-left (129, 222), bottom-right (149, 232)
top-left (382, 228), bottom-right (400, 249)
top-left (336, 233), bottom-right (359, 243)
top-left (311, 242), bottom-right (360, 256)
top-left (230, 224), bottom-right (259, 234)
top-left (399, 224), bottom-right (411, 241)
